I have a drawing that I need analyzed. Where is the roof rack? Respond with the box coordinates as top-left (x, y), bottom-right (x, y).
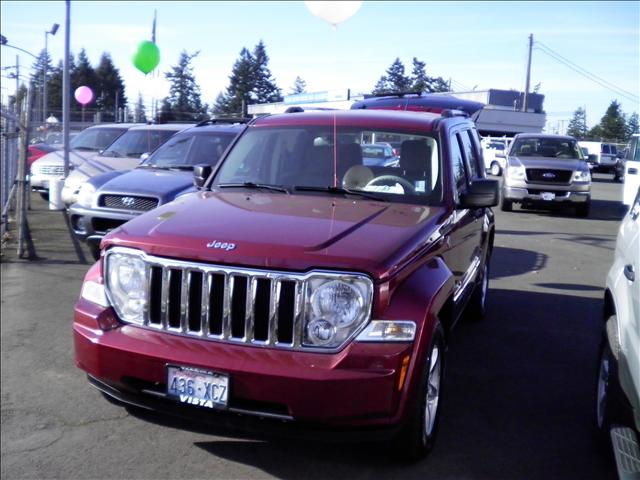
top-left (195, 117), bottom-right (252, 127)
top-left (440, 109), bottom-right (469, 118)
top-left (284, 106), bottom-right (338, 113)
top-left (367, 91), bottom-right (424, 99)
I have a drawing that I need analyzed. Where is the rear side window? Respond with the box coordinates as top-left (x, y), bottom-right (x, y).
top-left (602, 144), bottom-right (610, 154)
top-left (450, 134), bottom-right (467, 195)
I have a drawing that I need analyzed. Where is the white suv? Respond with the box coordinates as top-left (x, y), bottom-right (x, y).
top-left (623, 134), bottom-right (640, 206)
top-left (596, 188), bottom-right (640, 476)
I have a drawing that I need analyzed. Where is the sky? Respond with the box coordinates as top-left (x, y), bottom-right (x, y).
top-left (1, 1), bottom-right (638, 131)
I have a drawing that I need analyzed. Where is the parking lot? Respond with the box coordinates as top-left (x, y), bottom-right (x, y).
top-left (0, 174), bottom-right (624, 479)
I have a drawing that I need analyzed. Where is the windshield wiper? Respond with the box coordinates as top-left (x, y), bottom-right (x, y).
top-left (167, 165), bottom-right (194, 171)
top-left (73, 146), bottom-right (98, 151)
top-left (218, 182), bottom-right (290, 194)
top-left (294, 185), bottom-right (386, 201)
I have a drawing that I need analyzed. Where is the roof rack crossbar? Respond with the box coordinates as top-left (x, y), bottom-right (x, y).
top-left (195, 117), bottom-right (252, 127)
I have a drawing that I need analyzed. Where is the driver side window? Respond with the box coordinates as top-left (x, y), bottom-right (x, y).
top-left (450, 133), bottom-right (468, 200)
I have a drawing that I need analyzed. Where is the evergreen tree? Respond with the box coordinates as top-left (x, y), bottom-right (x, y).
top-left (158, 98), bottom-right (175, 123)
top-left (589, 100), bottom-right (627, 141)
top-left (626, 112), bottom-right (639, 141)
top-left (94, 52), bottom-right (127, 122)
top-left (134, 93), bottom-right (147, 123)
top-left (411, 58), bottom-right (429, 93)
top-left (47, 60), bottom-right (64, 118)
top-left (29, 49), bottom-right (54, 119)
top-left (213, 47), bottom-right (256, 116)
top-left (372, 76), bottom-right (391, 95)
top-left (71, 49), bottom-right (98, 121)
top-left (290, 76), bottom-right (307, 95)
top-left (372, 58), bottom-right (412, 94)
top-left (386, 58), bottom-right (411, 92)
top-left (566, 107), bottom-right (588, 140)
top-left (252, 41), bottom-right (282, 103)
top-left (163, 50), bottom-right (208, 121)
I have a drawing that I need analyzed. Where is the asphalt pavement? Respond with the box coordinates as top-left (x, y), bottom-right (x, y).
top-left (0, 174), bottom-right (625, 479)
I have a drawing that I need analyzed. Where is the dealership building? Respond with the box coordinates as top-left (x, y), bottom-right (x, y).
top-left (247, 88), bottom-right (546, 137)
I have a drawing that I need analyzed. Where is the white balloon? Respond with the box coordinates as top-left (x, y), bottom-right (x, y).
top-left (305, 1), bottom-right (363, 27)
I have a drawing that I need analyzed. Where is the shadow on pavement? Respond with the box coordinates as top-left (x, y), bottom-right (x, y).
top-left (118, 288), bottom-right (615, 480)
top-left (491, 246), bottom-right (548, 280)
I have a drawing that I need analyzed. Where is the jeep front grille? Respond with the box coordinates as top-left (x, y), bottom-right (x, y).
top-left (526, 169), bottom-right (572, 184)
top-left (142, 260), bottom-right (304, 349)
top-left (99, 194), bottom-right (159, 211)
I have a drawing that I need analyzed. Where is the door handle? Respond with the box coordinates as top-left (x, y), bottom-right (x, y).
top-left (624, 264), bottom-right (635, 282)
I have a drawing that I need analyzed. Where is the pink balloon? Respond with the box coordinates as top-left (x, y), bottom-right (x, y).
top-left (74, 86), bottom-right (94, 105)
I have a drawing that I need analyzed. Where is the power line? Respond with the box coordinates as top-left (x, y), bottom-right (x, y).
top-left (535, 40), bottom-right (637, 99)
top-left (534, 41), bottom-right (638, 103)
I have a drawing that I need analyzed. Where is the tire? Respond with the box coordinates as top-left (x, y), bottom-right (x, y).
top-left (576, 202), bottom-right (590, 218)
top-left (39, 191), bottom-right (49, 201)
top-left (467, 259), bottom-right (489, 320)
top-left (595, 332), bottom-right (619, 449)
top-left (394, 323), bottom-right (445, 461)
top-left (500, 196), bottom-right (513, 212)
top-left (490, 162), bottom-right (501, 176)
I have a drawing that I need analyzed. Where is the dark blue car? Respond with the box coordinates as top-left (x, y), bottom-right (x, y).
top-left (69, 119), bottom-right (247, 259)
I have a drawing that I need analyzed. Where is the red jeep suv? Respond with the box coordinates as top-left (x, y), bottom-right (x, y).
top-left (74, 108), bottom-right (498, 459)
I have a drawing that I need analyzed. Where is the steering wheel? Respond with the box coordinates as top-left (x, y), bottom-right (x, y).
top-left (365, 175), bottom-right (415, 193)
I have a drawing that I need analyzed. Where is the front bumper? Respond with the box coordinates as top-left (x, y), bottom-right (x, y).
top-left (503, 179), bottom-right (590, 204)
top-left (74, 298), bottom-right (415, 430)
top-left (61, 185), bottom-right (79, 206)
top-left (68, 204), bottom-right (137, 241)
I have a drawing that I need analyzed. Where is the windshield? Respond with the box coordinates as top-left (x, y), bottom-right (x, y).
top-left (69, 127), bottom-right (126, 151)
top-left (101, 129), bottom-right (178, 158)
top-left (510, 137), bottom-right (583, 159)
top-left (142, 131), bottom-right (235, 168)
top-left (214, 125), bottom-right (441, 205)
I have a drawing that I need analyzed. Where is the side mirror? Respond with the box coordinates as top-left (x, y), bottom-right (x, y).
top-left (459, 179), bottom-right (499, 208)
top-left (140, 152), bottom-right (150, 161)
top-left (193, 164), bottom-right (213, 189)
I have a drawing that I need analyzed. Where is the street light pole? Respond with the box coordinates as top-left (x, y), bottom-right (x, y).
top-left (43, 23), bottom-right (60, 123)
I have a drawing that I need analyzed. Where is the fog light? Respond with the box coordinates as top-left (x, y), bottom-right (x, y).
top-left (307, 319), bottom-right (336, 346)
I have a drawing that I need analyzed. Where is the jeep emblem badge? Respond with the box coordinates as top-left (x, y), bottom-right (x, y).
top-left (206, 240), bottom-right (236, 251)
top-left (542, 172), bottom-right (556, 179)
top-left (121, 196), bottom-right (135, 207)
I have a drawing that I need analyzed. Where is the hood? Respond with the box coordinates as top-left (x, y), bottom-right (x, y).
top-left (99, 168), bottom-right (194, 202)
top-left (32, 149), bottom-right (101, 169)
top-left (64, 154), bottom-right (144, 189)
top-left (103, 191), bottom-right (447, 279)
top-left (509, 155), bottom-right (587, 171)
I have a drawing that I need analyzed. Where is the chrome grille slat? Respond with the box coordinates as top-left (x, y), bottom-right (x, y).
top-left (160, 267), bottom-right (170, 330)
top-left (180, 270), bottom-right (190, 333)
top-left (222, 275), bottom-right (232, 340)
top-left (292, 282), bottom-right (305, 348)
top-left (143, 264), bottom-right (152, 326)
top-left (268, 280), bottom-right (280, 346)
top-left (200, 273), bottom-right (211, 337)
top-left (246, 277), bottom-right (257, 342)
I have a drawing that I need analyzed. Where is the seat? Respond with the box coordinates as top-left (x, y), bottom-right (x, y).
top-left (337, 143), bottom-right (363, 182)
top-left (297, 145), bottom-right (334, 187)
top-left (539, 146), bottom-right (557, 157)
top-left (518, 144), bottom-right (532, 156)
top-left (400, 140), bottom-right (432, 192)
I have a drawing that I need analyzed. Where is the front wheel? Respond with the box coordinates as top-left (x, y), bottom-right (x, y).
top-left (595, 330), bottom-right (619, 447)
top-left (394, 324), bottom-right (445, 461)
top-left (576, 202), bottom-right (590, 218)
top-left (500, 196), bottom-right (513, 212)
top-left (467, 259), bottom-right (489, 320)
top-left (490, 162), bottom-right (502, 176)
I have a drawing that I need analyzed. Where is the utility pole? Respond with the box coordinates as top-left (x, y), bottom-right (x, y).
top-left (63, 0), bottom-right (70, 178)
top-left (115, 90), bottom-right (119, 122)
top-left (523, 34), bottom-right (533, 112)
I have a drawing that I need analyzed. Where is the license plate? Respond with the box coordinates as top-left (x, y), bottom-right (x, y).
top-left (540, 192), bottom-right (555, 201)
top-left (167, 366), bottom-right (228, 409)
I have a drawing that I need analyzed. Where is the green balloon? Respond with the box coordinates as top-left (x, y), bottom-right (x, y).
top-left (132, 40), bottom-right (160, 75)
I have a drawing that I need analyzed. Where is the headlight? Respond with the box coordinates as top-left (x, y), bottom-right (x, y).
top-left (507, 164), bottom-right (526, 180)
top-left (303, 276), bottom-right (372, 348)
top-left (77, 183), bottom-right (96, 208)
top-left (105, 252), bottom-right (146, 325)
top-left (573, 169), bottom-right (591, 182)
